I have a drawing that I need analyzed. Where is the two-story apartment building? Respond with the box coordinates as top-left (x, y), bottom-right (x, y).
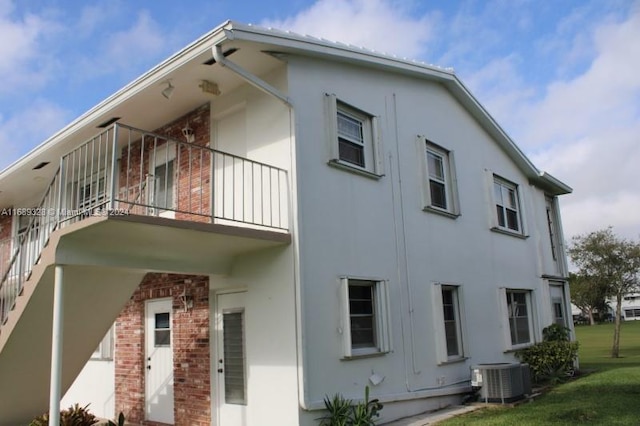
top-left (0, 21), bottom-right (572, 425)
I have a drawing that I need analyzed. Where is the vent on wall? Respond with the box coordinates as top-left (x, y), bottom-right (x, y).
top-left (471, 363), bottom-right (531, 403)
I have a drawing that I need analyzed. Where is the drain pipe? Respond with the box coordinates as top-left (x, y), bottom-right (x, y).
top-left (212, 41), bottom-right (311, 411)
top-left (49, 265), bottom-right (65, 426)
top-left (212, 44), bottom-right (292, 107)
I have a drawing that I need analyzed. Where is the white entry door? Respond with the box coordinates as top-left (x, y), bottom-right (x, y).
top-left (145, 298), bottom-right (174, 424)
top-left (216, 292), bottom-right (248, 425)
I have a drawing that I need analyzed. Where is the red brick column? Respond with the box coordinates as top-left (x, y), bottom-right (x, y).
top-left (115, 273), bottom-right (210, 425)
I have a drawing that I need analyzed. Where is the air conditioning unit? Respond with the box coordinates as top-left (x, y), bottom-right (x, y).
top-left (471, 363), bottom-right (531, 403)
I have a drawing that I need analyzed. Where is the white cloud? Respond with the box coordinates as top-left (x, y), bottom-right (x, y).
top-left (74, 10), bottom-right (166, 80)
top-left (506, 6), bottom-right (640, 240)
top-left (0, 0), bottom-right (56, 93)
top-left (105, 11), bottom-right (164, 66)
top-left (0, 100), bottom-right (70, 171)
top-left (262, 0), bottom-right (437, 58)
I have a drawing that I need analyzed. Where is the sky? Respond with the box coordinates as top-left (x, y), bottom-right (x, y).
top-left (0, 0), bottom-right (639, 243)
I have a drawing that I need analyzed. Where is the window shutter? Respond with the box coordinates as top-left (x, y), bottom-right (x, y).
top-left (372, 116), bottom-right (384, 175)
top-left (325, 93), bottom-right (339, 161)
top-left (340, 277), bottom-right (352, 358)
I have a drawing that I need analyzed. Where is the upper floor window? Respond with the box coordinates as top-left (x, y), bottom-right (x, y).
top-left (493, 176), bottom-right (522, 234)
top-left (325, 94), bottom-right (383, 178)
top-left (420, 140), bottom-right (459, 217)
top-left (340, 277), bottom-right (391, 358)
top-left (545, 196), bottom-right (559, 261)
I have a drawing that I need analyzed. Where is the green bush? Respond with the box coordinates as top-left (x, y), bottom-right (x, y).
top-left (318, 386), bottom-right (383, 426)
top-left (516, 324), bottom-right (579, 384)
top-left (30, 403), bottom-right (97, 426)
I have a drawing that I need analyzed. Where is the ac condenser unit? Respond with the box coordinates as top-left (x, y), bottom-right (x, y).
top-left (471, 363), bottom-right (531, 403)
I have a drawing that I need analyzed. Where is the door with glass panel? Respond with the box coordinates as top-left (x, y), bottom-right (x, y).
top-left (145, 298), bottom-right (174, 424)
top-left (216, 292), bottom-right (248, 425)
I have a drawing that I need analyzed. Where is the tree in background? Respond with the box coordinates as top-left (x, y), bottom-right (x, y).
top-left (569, 228), bottom-right (640, 358)
top-left (568, 272), bottom-right (609, 325)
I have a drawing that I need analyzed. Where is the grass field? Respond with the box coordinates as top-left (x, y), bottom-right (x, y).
top-left (438, 321), bottom-right (640, 425)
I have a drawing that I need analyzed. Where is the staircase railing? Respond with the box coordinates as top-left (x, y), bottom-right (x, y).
top-left (0, 123), bottom-right (289, 325)
top-left (0, 167), bottom-right (63, 324)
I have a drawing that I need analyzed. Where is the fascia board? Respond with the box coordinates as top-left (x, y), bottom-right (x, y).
top-left (535, 172), bottom-right (573, 195)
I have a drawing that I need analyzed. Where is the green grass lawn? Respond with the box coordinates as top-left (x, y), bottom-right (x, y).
top-left (438, 321), bottom-right (640, 425)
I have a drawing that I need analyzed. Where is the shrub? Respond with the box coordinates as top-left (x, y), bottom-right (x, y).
top-left (516, 324), bottom-right (579, 384)
top-left (318, 386), bottom-right (383, 426)
top-left (30, 403), bottom-right (97, 426)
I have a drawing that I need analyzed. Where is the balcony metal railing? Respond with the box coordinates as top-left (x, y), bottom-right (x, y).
top-left (0, 123), bottom-right (289, 325)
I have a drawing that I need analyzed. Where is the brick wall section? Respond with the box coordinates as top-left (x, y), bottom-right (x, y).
top-left (118, 104), bottom-right (211, 222)
top-left (115, 273), bottom-right (210, 425)
top-left (0, 214), bottom-right (13, 280)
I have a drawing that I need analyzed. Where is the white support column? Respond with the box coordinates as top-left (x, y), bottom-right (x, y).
top-left (49, 265), bottom-right (64, 426)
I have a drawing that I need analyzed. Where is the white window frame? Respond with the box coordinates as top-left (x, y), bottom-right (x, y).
top-left (491, 175), bottom-right (525, 236)
top-left (501, 288), bottom-right (535, 350)
top-left (431, 283), bottom-right (467, 363)
top-left (549, 282), bottom-right (569, 328)
top-left (340, 277), bottom-right (391, 358)
top-left (418, 138), bottom-right (460, 217)
top-left (91, 325), bottom-right (114, 360)
top-left (325, 94), bottom-right (383, 178)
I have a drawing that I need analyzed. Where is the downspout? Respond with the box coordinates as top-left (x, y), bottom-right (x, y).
top-left (211, 41), bottom-right (310, 411)
top-left (212, 44), bottom-right (292, 107)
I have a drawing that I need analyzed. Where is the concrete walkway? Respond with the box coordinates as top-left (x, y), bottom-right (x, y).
top-left (383, 405), bottom-right (482, 425)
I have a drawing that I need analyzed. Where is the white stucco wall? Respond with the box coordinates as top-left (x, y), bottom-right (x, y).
top-left (62, 359), bottom-right (115, 419)
top-left (286, 55), bottom-right (571, 423)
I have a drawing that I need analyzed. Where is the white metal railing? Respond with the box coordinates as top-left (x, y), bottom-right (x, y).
top-left (0, 123), bottom-right (289, 325)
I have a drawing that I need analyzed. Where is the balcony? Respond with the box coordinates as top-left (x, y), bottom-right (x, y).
top-left (0, 124), bottom-right (290, 423)
top-left (1, 122), bottom-right (290, 324)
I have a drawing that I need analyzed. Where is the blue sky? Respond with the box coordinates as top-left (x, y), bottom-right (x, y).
top-left (0, 0), bottom-right (639, 242)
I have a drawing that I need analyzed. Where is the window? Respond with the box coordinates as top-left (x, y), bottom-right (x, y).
top-left (223, 310), bottom-right (247, 405)
top-left (545, 198), bottom-right (558, 260)
top-left (325, 94), bottom-right (382, 177)
top-left (341, 277), bottom-right (391, 357)
top-left (625, 308), bottom-right (640, 319)
top-left (154, 312), bottom-right (171, 346)
top-left (91, 325), bottom-right (114, 360)
top-left (549, 283), bottom-right (568, 327)
top-left (505, 290), bottom-right (533, 347)
top-left (78, 177), bottom-right (106, 210)
top-left (493, 177), bottom-right (522, 233)
top-left (441, 286), bottom-right (464, 359)
top-left (420, 140), bottom-right (459, 216)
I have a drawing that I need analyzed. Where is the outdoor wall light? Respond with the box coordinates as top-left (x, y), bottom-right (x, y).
top-left (161, 80), bottom-right (175, 99)
top-left (182, 123), bottom-right (195, 143)
top-left (179, 288), bottom-right (194, 312)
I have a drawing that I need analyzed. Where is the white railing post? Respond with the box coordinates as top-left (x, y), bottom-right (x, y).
top-left (109, 124), bottom-right (119, 210)
top-left (48, 264), bottom-right (64, 426)
top-left (57, 155), bottom-right (65, 227)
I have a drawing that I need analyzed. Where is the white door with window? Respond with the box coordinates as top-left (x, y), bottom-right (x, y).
top-left (149, 145), bottom-right (176, 218)
top-left (216, 292), bottom-right (248, 425)
top-left (145, 298), bottom-right (174, 424)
